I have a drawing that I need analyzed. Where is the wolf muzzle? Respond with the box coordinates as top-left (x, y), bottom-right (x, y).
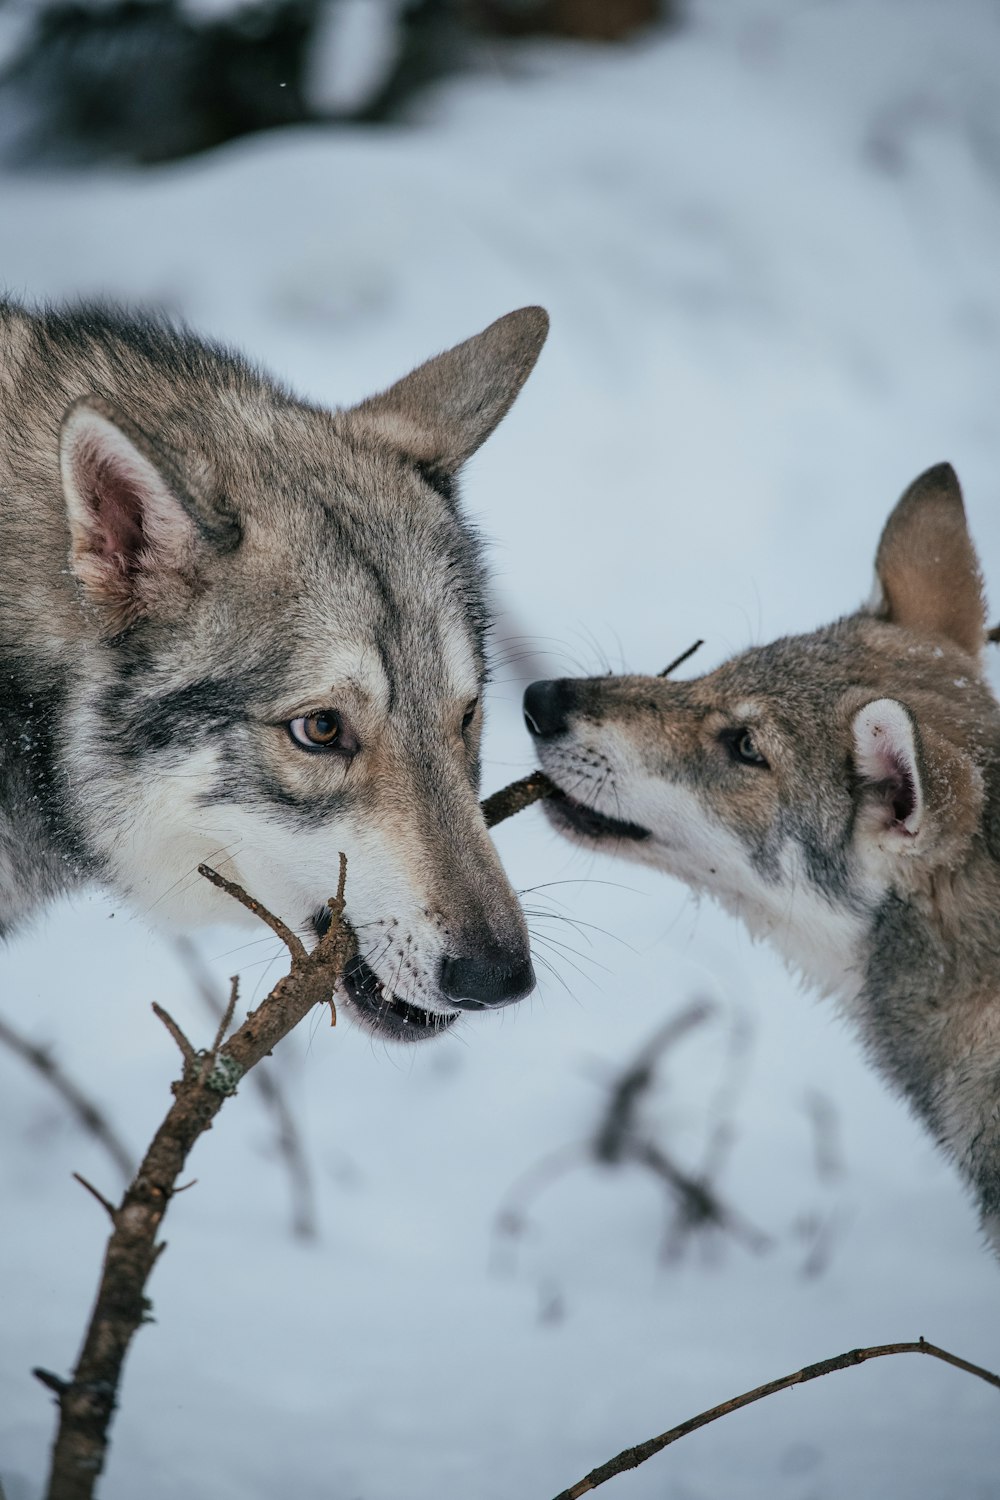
top-left (524, 678), bottom-right (652, 844)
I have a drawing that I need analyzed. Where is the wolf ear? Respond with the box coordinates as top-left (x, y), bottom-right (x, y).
top-left (852, 697), bottom-right (983, 861)
top-left (61, 397), bottom-right (215, 632)
top-left (874, 463), bottom-right (986, 655)
top-left (852, 699), bottom-right (925, 841)
top-left (350, 307), bottom-right (549, 488)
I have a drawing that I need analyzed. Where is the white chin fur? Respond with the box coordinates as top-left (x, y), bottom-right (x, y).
top-left (542, 750), bottom-right (867, 1006)
top-left (87, 750), bottom-right (455, 1016)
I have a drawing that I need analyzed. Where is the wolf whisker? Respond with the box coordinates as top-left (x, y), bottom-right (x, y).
top-left (522, 906), bottom-right (634, 954)
top-left (527, 934), bottom-right (606, 989)
top-left (529, 951), bottom-right (582, 1002)
top-left (136, 840), bottom-right (245, 923)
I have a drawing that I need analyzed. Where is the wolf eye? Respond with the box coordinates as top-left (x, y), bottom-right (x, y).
top-left (721, 727), bottom-right (769, 768)
top-left (461, 699), bottom-right (479, 733)
top-left (288, 711), bottom-right (355, 753)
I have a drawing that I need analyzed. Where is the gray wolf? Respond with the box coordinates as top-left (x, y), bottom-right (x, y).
top-left (524, 465), bottom-right (1000, 1248)
top-left (0, 298), bottom-right (548, 1042)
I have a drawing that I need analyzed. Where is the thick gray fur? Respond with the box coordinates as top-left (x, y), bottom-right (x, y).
top-left (1, 297), bottom-right (548, 1041)
top-left (528, 464), bottom-right (1000, 1251)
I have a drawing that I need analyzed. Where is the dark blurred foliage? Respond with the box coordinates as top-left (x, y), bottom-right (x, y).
top-left (492, 1005), bottom-right (772, 1285)
top-left (491, 1005), bottom-right (847, 1297)
top-left (0, 0), bottom-right (675, 166)
top-left (473, 0), bottom-right (661, 42)
top-left (0, 0), bottom-right (457, 163)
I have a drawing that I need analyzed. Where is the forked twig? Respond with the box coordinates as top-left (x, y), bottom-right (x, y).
top-left (550, 1338), bottom-right (1000, 1499)
top-left (151, 1003), bottom-right (195, 1064)
top-left (493, 1005), bottom-right (766, 1273)
top-left (592, 1004), bottom-right (767, 1252)
top-left (197, 863), bottom-right (307, 961)
top-left (71, 1173), bottom-right (117, 1223)
top-left (41, 856), bottom-right (355, 1500)
top-left (593, 1005), bottom-right (714, 1165)
top-left (202, 974), bottom-right (240, 1071)
top-left (173, 935), bottom-right (320, 1240)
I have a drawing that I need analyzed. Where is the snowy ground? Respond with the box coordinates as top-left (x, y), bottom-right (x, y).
top-left (3, 2), bottom-right (1000, 1496)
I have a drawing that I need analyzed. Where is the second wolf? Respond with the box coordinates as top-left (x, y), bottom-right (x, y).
top-left (525, 465), bottom-right (1000, 1249)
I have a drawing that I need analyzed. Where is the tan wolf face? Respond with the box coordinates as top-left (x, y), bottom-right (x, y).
top-left (49, 307), bottom-right (549, 1041)
top-left (525, 465), bottom-right (997, 998)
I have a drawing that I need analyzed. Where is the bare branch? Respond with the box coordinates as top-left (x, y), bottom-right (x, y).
top-left (197, 863), bottom-right (307, 961)
top-left (0, 1013), bottom-right (134, 1182)
top-left (33, 1369), bottom-right (69, 1398)
top-left (150, 1003), bottom-right (195, 1064)
top-left (480, 771), bottom-right (556, 828)
top-left (71, 1173), bottom-right (117, 1223)
top-left (633, 1140), bottom-right (770, 1256)
top-left (589, 1004), bottom-right (768, 1256)
top-left (491, 1143), bottom-right (588, 1275)
top-left (42, 865), bottom-right (356, 1500)
top-left (173, 936), bottom-right (319, 1241)
top-left (329, 849), bottom-right (348, 916)
top-left (593, 1004), bottom-right (714, 1165)
top-left (658, 639), bottom-right (704, 677)
top-left (196, 974), bottom-right (241, 1085)
top-left (551, 1338), bottom-right (1000, 1499)
top-left (492, 1004), bottom-right (767, 1274)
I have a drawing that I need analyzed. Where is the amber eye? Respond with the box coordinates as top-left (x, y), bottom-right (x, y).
top-left (289, 711), bottom-right (344, 750)
top-left (461, 698), bottom-right (479, 733)
top-left (720, 727), bottom-right (769, 768)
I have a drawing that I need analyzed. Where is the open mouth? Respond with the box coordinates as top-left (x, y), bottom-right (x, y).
top-left (543, 783), bottom-right (651, 843)
top-left (339, 956), bottom-right (459, 1042)
top-left (312, 909), bottom-right (457, 1043)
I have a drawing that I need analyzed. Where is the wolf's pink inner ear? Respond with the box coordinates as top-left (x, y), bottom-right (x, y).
top-left (875, 462), bottom-right (986, 655)
top-left (77, 441), bottom-right (148, 569)
top-left (852, 698), bottom-right (924, 838)
top-left (60, 397), bottom-right (196, 628)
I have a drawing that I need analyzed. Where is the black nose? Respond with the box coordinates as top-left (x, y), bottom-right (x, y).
top-left (524, 679), bottom-right (575, 740)
top-left (439, 950), bottom-right (535, 1009)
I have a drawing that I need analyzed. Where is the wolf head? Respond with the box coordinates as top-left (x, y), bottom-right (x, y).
top-left (55, 307), bottom-right (548, 1040)
top-left (525, 464), bottom-right (998, 1000)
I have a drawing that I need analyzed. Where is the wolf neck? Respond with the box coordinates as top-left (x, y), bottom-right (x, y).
top-left (859, 865), bottom-right (1000, 1239)
top-left (722, 881), bottom-right (867, 1005)
top-left (813, 830), bottom-right (1000, 1255)
top-left (699, 834), bottom-right (869, 1005)
top-left (719, 829), bottom-right (1000, 1124)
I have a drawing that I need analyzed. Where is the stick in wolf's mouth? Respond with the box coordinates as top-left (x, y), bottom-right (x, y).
top-left (481, 769), bottom-right (557, 828)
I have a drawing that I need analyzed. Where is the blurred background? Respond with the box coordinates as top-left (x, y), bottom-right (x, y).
top-left (2, 3), bottom-right (1000, 1497)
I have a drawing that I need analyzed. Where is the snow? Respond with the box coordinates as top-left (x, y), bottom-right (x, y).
top-left (3, 2), bottom-right (1000, 1496)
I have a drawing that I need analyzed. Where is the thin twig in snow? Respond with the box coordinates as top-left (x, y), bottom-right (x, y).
top-left (551, 1338), bottom-right (1000, 1499)
top-left (172, 934), bottom-right (320, 1242)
